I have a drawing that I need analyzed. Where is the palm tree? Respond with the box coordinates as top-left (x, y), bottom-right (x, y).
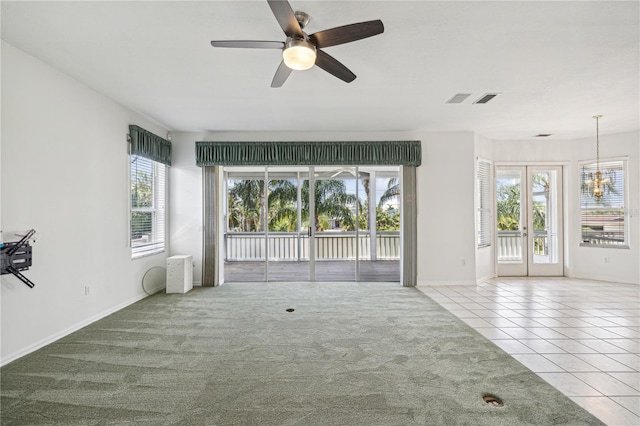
top-left (301, 179), bottom-right (359, 231)
top-left (267, 179), bottom-right (298, 231)
top-left (378, 177), bottom-right (399, 208)
top-left (228, 177), bottom-right (359, 232)
top-left (227, 179), bottom-right (265, 232)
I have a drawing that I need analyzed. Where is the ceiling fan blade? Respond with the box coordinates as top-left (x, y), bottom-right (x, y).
top-left (309, 20), bottom-right (384, 48)
top-left (267, 0), bottom-right (303, 38)
top-left (211, 40), bottom-right (285, 49)
top-left (271, 60), bottom-right (293, 88)
top-left (315, 49), bottom-right (356, 83)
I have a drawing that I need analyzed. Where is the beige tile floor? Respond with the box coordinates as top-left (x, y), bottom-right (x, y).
top-left (419, 277), bottom-right (640, 426)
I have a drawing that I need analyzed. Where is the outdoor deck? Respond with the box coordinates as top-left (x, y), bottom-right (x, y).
top-left (224, 260), bottom-right (401, 282)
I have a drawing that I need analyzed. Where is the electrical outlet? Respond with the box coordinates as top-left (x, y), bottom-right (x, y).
top-left (84, 285), bottom-right (91, 296)
top-left (461, 259), bottom-right (466, 266)
top-left (604, 257), bottom-right (610, 264)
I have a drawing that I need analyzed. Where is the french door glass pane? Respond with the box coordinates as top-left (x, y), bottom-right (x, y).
top-left (496, 170), bottom-right (523, 263)
top-left (532, 170), bottom-right (559, 264)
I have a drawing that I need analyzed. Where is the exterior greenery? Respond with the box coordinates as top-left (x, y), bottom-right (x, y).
top-left (227, 176), bottom-right (399, 233)
top-left (496, 173), bottom-right (550, 255)
top-left (496, 175), bottom-right (547, 232)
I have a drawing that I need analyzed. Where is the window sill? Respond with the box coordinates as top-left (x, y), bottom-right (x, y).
top-left (579, 243), bottom-right (629, 249)
top-left (132, 249), bottom-right (166, 260)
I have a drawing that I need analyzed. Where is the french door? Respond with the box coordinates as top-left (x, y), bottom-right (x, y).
top-left (496, 166), bottom-right (563, 276)
top-left (224, 165), bottom-right (401, 282)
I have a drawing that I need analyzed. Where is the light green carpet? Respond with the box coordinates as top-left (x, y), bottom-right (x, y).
top-left (1, 283), bottom-right (603, 425)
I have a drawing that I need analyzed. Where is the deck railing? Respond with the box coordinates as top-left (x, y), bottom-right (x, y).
top-left (497, 231), bottom-right (522, 261)
top-left (497, 230), bottom-right (549, 261)
top-left (581, 231), bottom-right (625, 246)
top-left (225, 231), bottom-right (400, 261)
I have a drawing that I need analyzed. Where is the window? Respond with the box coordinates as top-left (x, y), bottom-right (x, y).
top-left (130, 155), bottom-right (166, 258)
top-left (476, 159), bottom-right (492, 248)
top-left (580, 159), bottom-right (628, 247)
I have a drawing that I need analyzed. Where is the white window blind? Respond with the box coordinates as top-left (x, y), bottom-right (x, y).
top-left (131, 155), bottom-right (166, 258)
top-left (477, 159), bottom-right (492, 248)
top-left (580, 159), bottom-right (627, 247)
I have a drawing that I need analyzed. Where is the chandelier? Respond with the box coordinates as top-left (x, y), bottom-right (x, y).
top-left (582, 115), bottom-right (613, 198)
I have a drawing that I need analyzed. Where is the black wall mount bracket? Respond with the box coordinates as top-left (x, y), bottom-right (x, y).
top-left (1, 229), bottom-right (36, 288)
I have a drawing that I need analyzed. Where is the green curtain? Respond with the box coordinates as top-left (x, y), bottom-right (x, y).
top-left (129, 125), bottom-right (172, 166)
top-left (401, 165), bottom-right (418, 287)
top-left (195, 141), bottom-right (421, 167)
top-left (202, 166), bottom-right (219, 287)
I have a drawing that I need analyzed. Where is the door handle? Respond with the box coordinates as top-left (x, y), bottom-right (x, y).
top-left (308, 226), bottom-right (312, 237)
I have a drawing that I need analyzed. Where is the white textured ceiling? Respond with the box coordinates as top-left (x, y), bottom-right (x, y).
top-left (2, 1), bottom-right (638, 139)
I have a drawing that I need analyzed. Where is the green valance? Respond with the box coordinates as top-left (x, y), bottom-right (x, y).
top-left (195, 141), bottom-right (421, 167)
top-left (129, 125), bottom-right (172, 166)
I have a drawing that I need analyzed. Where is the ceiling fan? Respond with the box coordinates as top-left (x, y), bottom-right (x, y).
top-left (211, 0), bottom-right (384, 87)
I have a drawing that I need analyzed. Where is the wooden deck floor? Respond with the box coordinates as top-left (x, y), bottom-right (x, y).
top-left (224, 260), bottom-right (400, 282)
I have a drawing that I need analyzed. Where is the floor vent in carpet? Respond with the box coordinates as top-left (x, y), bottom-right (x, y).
top-left (482, 394), bottom-right (504, 407)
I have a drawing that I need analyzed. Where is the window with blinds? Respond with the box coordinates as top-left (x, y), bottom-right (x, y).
top-left (130, 155), bottom-right (166, 258)
top-left (477, 159), bottom-right (492, 248)
top-left (580, 159), bottom-right (628, 247)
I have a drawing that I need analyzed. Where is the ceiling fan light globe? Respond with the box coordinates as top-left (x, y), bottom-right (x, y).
top-left (283, 39), bottom-right (316, 70)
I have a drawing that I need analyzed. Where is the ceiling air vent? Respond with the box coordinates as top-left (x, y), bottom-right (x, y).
top-left (473, 93), bottom-right (500, 104)
top-left (446, 93), bottom-right (471, 104)
top-left (535, 134), bottom-right (553, 138)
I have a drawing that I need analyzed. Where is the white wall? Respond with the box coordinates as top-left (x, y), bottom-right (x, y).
top-left (169, 131), bottom-right (478, 287)
top-left (491, 131), bottom-right (639, 284)
top-left (418, 133), bottom-right (477, 285)
top-left (168, 132), bottom-right (204, 284)
top-left (1, 42), bottom-right (169, 364)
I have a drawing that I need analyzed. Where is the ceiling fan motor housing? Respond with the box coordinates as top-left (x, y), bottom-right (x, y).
top-left (294, 11), bottom-right (311, 29)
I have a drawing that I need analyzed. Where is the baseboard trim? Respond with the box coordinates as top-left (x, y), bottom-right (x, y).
top-left (568, 273), bottom-right (639, 286)
top-left (417, 280), bottom-right (478, 287)
top-left (476, 274), bottom-right (496, 285)
top-left (1, 292), bottom-right (149, 367)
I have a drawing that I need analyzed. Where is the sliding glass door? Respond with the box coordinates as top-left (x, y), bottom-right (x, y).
top-left (223, 165), bottom-right (400, 282)
top-left (225, 172), bottom-right (266, 281)
top-left (359, 170), bottom-right (401, 281)
top-left (312, 166), bottom-right (359, 281)
top-left (266, 167), bottom-right (311, 281)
